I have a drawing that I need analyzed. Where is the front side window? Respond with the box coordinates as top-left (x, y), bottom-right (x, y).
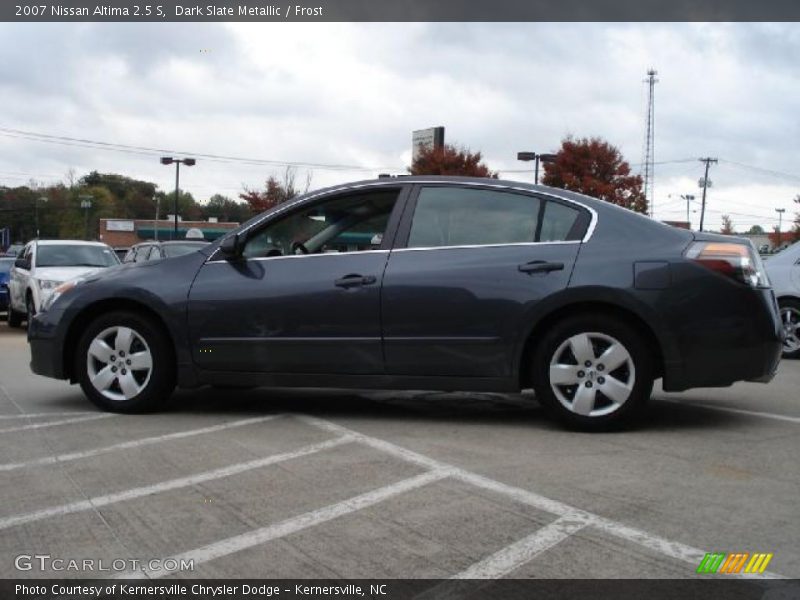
top-left (407, 187), bottom-right (540, 248)
top-left (243, 189), bottom-right (400, 259)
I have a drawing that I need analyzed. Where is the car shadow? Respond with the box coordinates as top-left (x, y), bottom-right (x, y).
top-left (155, 386), bottom-right (742, 434)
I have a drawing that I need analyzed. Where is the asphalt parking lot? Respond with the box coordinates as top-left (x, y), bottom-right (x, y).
top-left (0, 324), bottom-right (798, 581)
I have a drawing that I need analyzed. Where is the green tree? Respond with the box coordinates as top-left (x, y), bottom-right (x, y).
top-left (747, 224), bottom-right (765, 235)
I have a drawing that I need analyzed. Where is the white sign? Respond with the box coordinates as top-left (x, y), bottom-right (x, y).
top-left (106, 220), bottom-right (135, 232)
top-left (412, 126), bottom-right (445, 162)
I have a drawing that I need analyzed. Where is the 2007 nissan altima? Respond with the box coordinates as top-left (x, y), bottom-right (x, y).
top-left (27, 177), bottom-right (783, 430)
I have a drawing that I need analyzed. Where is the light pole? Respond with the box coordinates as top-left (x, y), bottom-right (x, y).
top-left (154, 194), bottom-right (161, 241)
top-left (160, 157), bottom-right (196, 239)
top-left (517, 151), bottom-right (557, 185)
top-left (775, 208), bottom-right (786, 247)
top-left (35, 196), bottom-right (48, 238)
top-left (79, 195), bottom-right (93, 240)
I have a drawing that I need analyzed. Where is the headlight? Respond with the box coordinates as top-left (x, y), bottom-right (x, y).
top-left (39, 280), bottom-right (79, 312)
top-left (36, 279), bottom-right (61, 291)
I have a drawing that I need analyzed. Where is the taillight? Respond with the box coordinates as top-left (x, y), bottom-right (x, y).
top-left (685, 241), bottom-right (770, 288)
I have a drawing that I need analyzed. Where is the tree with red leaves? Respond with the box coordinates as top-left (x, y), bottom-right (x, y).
top-left (720, 214), bottom-right (735, 235)
top-left (541, 136), bottom-right (647, 214)
top-left (239, 167), bottom-right (310, 214)
top-left (409, 144), bottom-right (497, 178)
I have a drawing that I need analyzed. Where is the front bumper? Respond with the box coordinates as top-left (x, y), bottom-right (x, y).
top-left (28, 310), bottom-right (67, 380)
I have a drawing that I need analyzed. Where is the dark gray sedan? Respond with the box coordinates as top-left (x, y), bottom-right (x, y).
top-left (27, 177), bottom-right (783, 430)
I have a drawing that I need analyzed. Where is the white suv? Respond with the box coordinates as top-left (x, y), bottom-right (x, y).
top-left (8, 240), bottom-right (120, 327)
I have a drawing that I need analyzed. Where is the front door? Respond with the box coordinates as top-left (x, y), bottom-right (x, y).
top-left (187, 186), bottom-right (406, 374)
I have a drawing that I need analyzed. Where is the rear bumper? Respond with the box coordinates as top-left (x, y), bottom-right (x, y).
top-left (662, 288), bottom-right (783, 391)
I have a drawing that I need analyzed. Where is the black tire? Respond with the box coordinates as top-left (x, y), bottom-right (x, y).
top-left (75, 310), bottom-right (176, 413)
top-left (25, 294), bottom-right (35, 325)
top-left (778, 298), bottom-right (800, 359)
top-left (7, 306), bottom-right (24, 328)
top-left (531, 314), bottom-right (654, 431)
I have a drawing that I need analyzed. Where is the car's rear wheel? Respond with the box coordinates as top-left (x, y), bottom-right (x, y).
top-left (76, 311), bottom-right (175, 413)
top-left (778, 298), bottom-right (800, 359)
top-left (532, 315), bottom-right (654, 430)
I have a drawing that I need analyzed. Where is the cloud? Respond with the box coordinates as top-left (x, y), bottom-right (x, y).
top-left (0, 22), bottom-right (797, 229)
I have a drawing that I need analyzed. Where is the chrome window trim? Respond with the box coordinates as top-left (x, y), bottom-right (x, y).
top-left (393, 240), bottom-right (580, 253)
top-left (208, 249), bottom-right (389, 264)
top-left (207, 180), bottom-right (598, 263)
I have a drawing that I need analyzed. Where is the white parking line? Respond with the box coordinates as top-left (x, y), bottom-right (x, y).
top-left (659, 399), bottom-right (800, 424)
top-left (0, 411), bottom-right (95, 421)
top-left (0, 413), bottom-right (113, 434)
top-left (0, 415), bottom-right (280, 472)
top-left (119, 468), bottom-right (452, 579)
top-left (0, 436), bottom-right (353, 532)
top-left (451, 516), bottom-right (587, 579)
top-left (299, 416), bottom-right (786, 579)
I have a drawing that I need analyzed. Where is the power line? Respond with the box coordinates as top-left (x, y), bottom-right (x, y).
top-left (0, 126), bottom-right (400, 173)
top-left (718, 159), bottom-right (800, 183)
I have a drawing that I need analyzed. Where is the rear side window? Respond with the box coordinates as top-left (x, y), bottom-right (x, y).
top-left (408, 187), bottom-right (540, 248)
top-left (540, 201), bottom-right (582, 242)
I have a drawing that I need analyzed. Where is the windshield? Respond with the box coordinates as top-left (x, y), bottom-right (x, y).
top-left (0, 258), bottom-right (14, 272)
top-left (163, 242), bottom-right (207, 258)
top-left (35, 245), bottom-right (119, 268)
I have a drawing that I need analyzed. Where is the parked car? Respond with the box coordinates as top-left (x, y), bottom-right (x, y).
top-left (3, 244), bottom-right (24, 257)
top-left (764, 240), bottom-right (800, 358)
top-left (27, 177), bottom-right (783, 430)
top-left (8, 240), bottom-right (120, 327)
top-left (122, 240), bottom-right (210, 263)
top-left (0, 257), bottom-right (14, 314)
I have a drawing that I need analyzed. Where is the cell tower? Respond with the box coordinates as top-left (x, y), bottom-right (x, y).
top-left (641, 68), bottom-right (658, 217)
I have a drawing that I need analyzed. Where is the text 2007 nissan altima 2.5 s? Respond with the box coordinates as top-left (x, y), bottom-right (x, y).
top-left (27, 177), bottom-right (783, 430)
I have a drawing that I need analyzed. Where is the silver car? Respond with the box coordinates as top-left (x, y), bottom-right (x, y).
top-left (765, 241), bottom-right (800, 357)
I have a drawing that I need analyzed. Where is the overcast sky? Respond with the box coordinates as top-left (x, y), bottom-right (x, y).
top-left (1, 22), bottom-right (798, 231)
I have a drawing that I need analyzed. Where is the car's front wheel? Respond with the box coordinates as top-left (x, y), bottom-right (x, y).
top-left (532, 315), bottom-right (654, 430)
top-left (76, 311), bottom-right (176, 413)
top-left (778, 298), bottom-right (800, 359)
top-left (7, 305), bottom-right (24, 328)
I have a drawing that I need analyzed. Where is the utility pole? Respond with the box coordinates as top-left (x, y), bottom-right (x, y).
top-left (681, 194), bottom-right (695, 228)
top-left (775, 208), bottom-right (786, 247)
top-left (641, 69), bottom-right (658, 217)
top-left (698, 157), bottom-right (717, 232)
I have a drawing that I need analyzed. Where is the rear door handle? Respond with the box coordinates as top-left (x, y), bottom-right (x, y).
top-left (334, 274), bottom-right (377, 288)
top-left (518, 261), bottom-right (564, 274)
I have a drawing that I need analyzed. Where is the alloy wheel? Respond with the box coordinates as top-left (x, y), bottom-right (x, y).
top-left (549, 332), bottom-right (636, 417)
top-left (86, 326), bottom-right (153, 401)
top-left (781, 306), bottom-right (800, 354)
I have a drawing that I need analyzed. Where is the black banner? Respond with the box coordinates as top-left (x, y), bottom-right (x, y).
top-left (4, 0), bottom-right (800, 22)
top-left (3, 579), bottom-right (800, 600)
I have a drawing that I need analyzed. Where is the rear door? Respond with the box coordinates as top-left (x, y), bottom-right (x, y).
top-left (381, 184), bottom-right (590, 378)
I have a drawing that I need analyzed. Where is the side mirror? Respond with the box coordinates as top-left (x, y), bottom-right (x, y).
top-left (219, 233), bottom-right (242, 257)
top-left (14, 257), bottom-right (29, 269)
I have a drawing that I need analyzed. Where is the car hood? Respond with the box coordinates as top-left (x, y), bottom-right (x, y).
top-left (33, 266), bottom-right (107, 282)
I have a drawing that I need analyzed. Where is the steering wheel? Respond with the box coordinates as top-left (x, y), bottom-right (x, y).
top-left (291, 241), bottom-right (309, 255)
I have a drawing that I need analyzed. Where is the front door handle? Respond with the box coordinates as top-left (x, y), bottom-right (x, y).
top-left (518, 261), bottom-right (565, 274)
top-left (334, 274), bottom-right (377, 288)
